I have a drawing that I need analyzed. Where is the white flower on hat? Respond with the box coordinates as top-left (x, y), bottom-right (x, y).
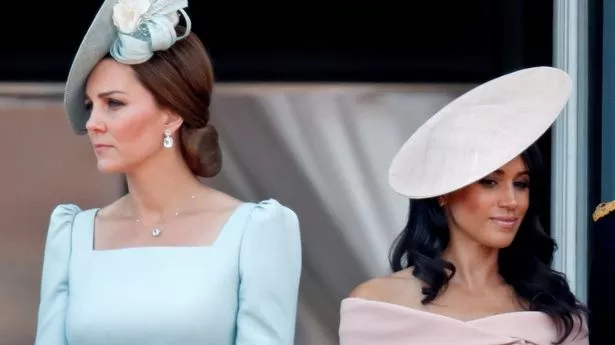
top-left (112, 0), bottom-right (152, 34)
top-left (166, 11), bottom-right (180, 26)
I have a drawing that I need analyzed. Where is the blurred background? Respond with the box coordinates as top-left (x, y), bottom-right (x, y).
top-left (0, 1), bottom-right (609, 344)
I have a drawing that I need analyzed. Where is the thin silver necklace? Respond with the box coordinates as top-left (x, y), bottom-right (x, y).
top-left (131, 194), bottom-right (196, 237)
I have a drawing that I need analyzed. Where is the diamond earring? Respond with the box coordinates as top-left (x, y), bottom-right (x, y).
top-left (438, 197), bottom-right (447, 207)
top-left (163, 129), bottom-right (173, 148)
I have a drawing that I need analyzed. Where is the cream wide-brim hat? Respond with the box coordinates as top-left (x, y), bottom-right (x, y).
top-left (388, 66), bottom-right (572, 199)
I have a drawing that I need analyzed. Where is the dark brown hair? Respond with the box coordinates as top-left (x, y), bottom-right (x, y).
top-left (130, 26), bottom-right (221, 178)
top-left (389, 144), bottom-right (588, 344)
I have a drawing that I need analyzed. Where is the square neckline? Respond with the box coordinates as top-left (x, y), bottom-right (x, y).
top-left (87, 202), bottom-right (250, 252)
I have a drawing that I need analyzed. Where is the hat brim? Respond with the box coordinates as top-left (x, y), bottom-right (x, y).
top-left (388, 66), bottom-right (572, 199)
top-left (64, 0), bottom-right (116, 135)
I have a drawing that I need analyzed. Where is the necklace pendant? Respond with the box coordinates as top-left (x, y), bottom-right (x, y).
top-left (152, 228), bottom-right (161, 237)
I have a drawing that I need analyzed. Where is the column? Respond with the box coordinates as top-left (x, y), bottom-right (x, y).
top-left (551, 0), bottom-right (590, 303)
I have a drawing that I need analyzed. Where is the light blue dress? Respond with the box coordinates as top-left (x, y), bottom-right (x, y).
top-left (34, 199), bottom-right (302, 345)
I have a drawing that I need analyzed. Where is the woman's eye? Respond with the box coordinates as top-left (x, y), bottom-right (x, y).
top-left (107, 99), bottom-right (125, 107)
top-left (478, 178), bottom-right (497, 187)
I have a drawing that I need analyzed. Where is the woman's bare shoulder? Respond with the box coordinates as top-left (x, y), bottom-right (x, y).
top-left (348, 268), bottom-right (425, 307)
top-left (200, 188), bottom-right (243, 212)
top-left (95, 195), bottom-right (130, 220)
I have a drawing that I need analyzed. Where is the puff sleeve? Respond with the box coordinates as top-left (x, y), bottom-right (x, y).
top-left (235, 200), bottom-right (302, 345)
top-left (34, 204), bottom-right (81, 345)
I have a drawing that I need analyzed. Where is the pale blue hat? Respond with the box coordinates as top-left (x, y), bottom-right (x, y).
top-left (64, 0), bottom-right (192, 134)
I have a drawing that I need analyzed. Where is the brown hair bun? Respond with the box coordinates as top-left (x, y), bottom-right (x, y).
top-left (180, 124), bottom-right (222, 178)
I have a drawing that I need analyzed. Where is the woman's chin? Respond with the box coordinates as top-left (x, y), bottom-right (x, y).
top-left (484, 235), bottom-right (516, 249)
top-left (96, 160), bottom-right (125, 174)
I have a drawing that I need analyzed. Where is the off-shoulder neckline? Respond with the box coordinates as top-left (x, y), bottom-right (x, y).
top-left (341, 297), bottom-right (547, 324)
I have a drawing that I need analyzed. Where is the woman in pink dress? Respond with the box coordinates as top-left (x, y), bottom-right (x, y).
top-left (339, 67), bottom-right (589, 345)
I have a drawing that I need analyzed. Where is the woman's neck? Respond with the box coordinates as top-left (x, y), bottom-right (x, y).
top-left (442, 238), bottom-right (502, 290)
top-left (124, 149), bottom-right (204, 224)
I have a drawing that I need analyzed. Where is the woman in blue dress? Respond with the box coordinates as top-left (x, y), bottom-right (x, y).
top-left (34, 1), bottom-right (302, 344)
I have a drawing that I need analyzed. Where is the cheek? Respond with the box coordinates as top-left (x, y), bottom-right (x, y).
top-left (112, 112), bottom-right (147, 139)
top-left (447, 189), bottom-right (497, 236)
top-left (518, 191), bottom-right (530, 214)
top-left (449, 189), bottom-right (493, 220)
top-left (110, 108), bottom-right (161, 147)
top-left (450, 203), bottom-right (484, 230)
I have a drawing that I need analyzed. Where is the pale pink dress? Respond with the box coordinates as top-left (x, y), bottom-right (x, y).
top-left (339, 298), bottom-right (588, 345)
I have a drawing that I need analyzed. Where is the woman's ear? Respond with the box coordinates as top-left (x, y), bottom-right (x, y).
top-left (163, 110), bottom-right (184, 133)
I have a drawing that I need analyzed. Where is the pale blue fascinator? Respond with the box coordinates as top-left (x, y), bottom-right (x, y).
top-left (64, 0), bottom-right (192, 135)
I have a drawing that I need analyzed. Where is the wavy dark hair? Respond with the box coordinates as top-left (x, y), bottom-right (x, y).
top-left (389, 143), bottom-right (588, 344)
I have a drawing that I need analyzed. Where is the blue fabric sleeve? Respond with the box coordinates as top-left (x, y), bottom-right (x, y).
top-left (235, 200), bottom-right (302, 345)
top-left (34, 204), bottom-right (81, 345)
